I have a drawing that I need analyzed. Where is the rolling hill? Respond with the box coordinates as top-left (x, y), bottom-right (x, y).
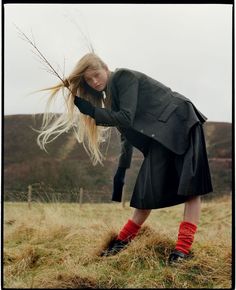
top-left (4, 114), bottom-right (232, 202)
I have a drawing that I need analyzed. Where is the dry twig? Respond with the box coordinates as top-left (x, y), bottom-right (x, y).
top-left (14, 24), bottom-right (71, 92)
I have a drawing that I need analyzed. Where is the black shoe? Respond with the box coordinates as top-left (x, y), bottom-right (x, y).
top-left (101, 239), bottom-right (129, 257)
top-left (168, 250), bottom-right (193, 265)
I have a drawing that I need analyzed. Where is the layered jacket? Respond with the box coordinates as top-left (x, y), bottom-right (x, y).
top-left (94, 68), bottom-right (207, 168)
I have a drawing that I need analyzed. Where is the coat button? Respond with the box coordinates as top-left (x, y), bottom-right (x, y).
top-left (151, 133), bottom-right (155, 137)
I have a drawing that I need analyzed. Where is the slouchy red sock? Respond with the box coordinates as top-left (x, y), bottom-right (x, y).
top-left (175, 221), bottom-right (197, 254)
top-left (116, 219), bottom-right (141, 242)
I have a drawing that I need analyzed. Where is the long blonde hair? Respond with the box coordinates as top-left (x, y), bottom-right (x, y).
top-left (37, 53), bottom-right (112, 166)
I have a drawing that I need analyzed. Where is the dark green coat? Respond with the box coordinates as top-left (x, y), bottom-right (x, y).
top-left (94, 68), bottom-right (207, 168)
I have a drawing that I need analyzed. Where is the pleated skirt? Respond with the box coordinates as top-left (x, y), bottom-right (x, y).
top-left (130, 123), bottom-right (213, 209)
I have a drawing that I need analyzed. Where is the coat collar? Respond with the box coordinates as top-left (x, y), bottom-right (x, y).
top-left (103, 70), bottom-right (116, 106)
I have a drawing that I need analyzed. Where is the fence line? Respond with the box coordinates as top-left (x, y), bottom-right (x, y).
top-left (4, 185), bottom-right (232, 204)
top-left (4, 186), bottom-right (130, 204)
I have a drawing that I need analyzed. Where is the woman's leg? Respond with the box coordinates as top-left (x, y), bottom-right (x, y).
top-left (116, 208), bottom-right (151, 242)
top-left (183, 195), bottom-right (201, 224)
top-left (172, 195), bottom-right (201, 259)
top-left (101, 208), bottom-right (152, 256)
top-left (131, 208), bottom-right (152, 225)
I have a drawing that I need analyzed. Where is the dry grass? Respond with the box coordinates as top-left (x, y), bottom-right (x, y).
top-left (3, 196), bottom-right (232, 288)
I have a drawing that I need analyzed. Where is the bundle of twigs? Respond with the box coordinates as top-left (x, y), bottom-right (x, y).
top-left (15, 24), bottom-right (71, 91)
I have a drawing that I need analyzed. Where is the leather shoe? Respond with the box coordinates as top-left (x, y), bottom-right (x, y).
top-left (101, 239), bottom-right (129, 257)
top-left (168, 250), bottom-right (193, 265)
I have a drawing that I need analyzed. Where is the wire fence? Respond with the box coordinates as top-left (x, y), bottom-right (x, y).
top-left (4, 183), bottom-right (130, 207)
top-left (4, 189), bottom-right (115, 203)
top-left (4, 185), bottom-right (231, 206)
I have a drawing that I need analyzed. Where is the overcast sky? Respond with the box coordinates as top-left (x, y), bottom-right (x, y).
top-left (4, 3), bottom-right (232, 122)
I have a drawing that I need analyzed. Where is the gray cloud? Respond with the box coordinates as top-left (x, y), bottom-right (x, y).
top-left (4, 4), bottom-right (232, 122)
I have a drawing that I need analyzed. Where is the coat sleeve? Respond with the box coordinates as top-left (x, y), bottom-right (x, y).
top-left (94, 70), bottom-right (139, 128)
top-left (118, 132), bottom-right (133, 169)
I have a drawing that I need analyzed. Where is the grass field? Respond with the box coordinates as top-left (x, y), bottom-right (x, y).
top-left (3, 196), bottom-right (232, 288)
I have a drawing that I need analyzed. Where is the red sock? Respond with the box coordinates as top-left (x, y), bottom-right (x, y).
top-left (117, 219), bottom-right (141, 242)
top-left (175, 221), bottom-right (197, 254)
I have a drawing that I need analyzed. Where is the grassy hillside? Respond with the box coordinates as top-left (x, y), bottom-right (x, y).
top-left (4, 115), bottom-right (232, 200)
top-left (3, 196), bottom-right (232, 288)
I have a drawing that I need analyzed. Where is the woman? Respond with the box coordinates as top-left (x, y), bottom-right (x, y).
top-left (38, 53), bottom-right (213, 264)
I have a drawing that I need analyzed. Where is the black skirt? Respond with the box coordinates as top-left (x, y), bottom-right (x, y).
top-left (129, 123), bottom-right (213, 209)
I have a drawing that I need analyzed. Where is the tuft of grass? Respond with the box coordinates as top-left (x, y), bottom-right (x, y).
top-left (34, 272), bottom-right (98, 289)
top-left (3, 197), bottom-right (232, 288)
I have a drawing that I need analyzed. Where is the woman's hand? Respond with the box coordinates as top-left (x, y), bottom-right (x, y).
top-left (74, 96), bottom-right (95, 118)
top-left (112, 167), bottom-right (127, 202)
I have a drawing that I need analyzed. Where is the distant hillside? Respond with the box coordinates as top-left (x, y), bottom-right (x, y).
top-left (4, 114), bottom-right (232, 202)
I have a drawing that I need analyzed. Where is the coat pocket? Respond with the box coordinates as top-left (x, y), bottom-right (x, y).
top-left (158, 103), bottom-right (178, 122)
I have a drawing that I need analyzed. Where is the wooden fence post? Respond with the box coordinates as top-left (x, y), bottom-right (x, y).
top-left (122, 185), bottom-right (126, 208)
top-left (79, 187), bottom-right (83, 208)
top-left (28, 185), bottom-right (32, 209)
